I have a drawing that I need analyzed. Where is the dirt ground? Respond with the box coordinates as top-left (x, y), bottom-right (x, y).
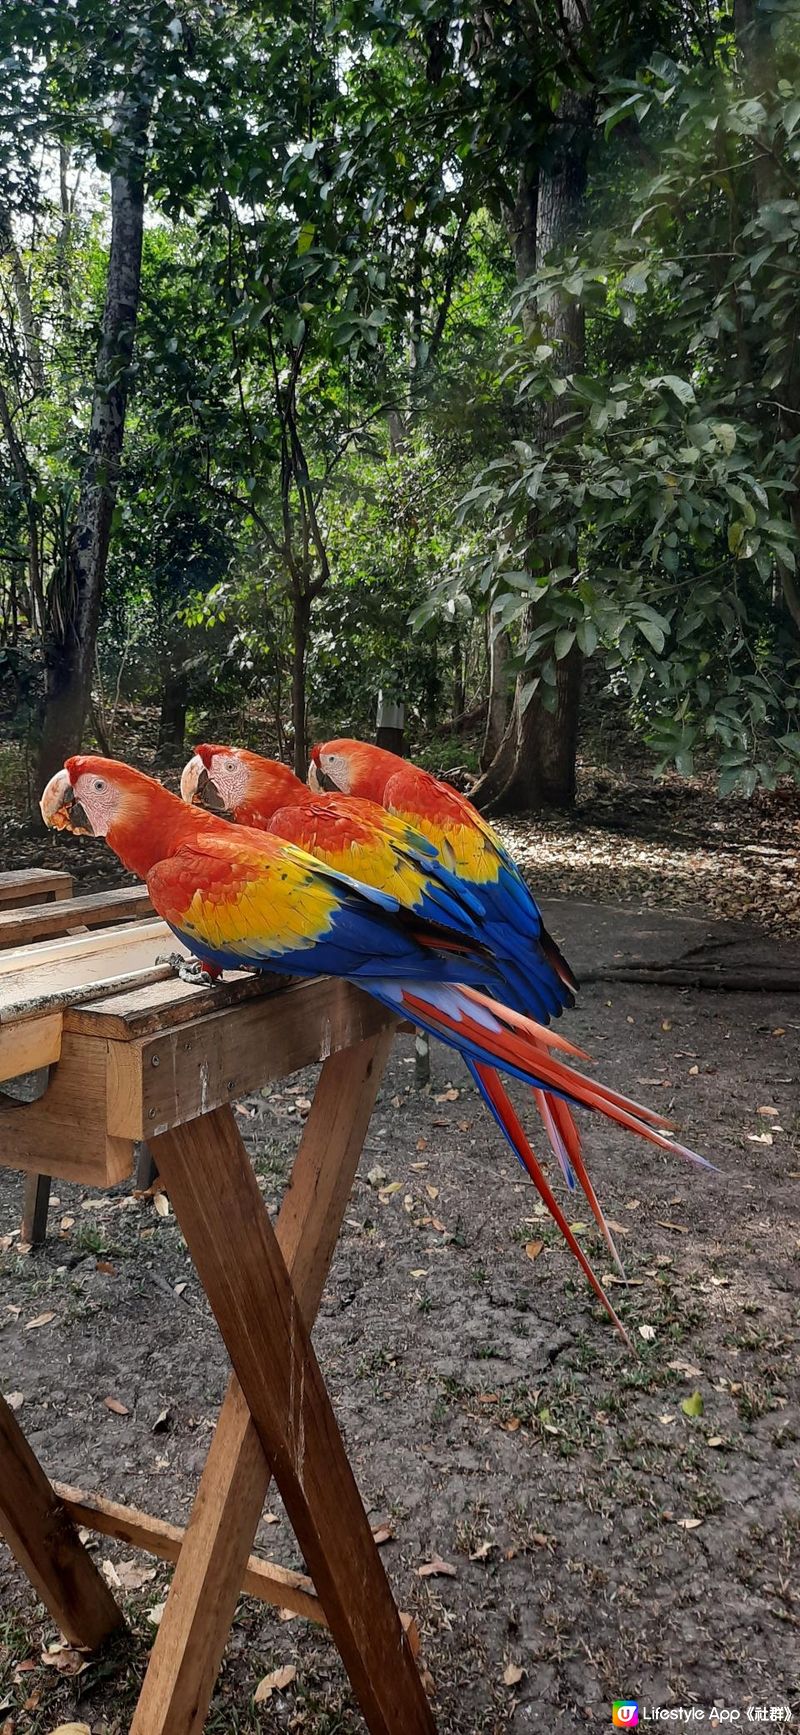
top-left (1, 887), bottom-right (798, 1734)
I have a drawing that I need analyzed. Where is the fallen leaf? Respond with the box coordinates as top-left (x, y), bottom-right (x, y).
top-left (417, 1555), bottom-right (457, 1579)
top-left (263, 1511), bottom-right (280, 1525)
top-left (50, 1725), bottom-right (92, 1734)
top-left (104, 1396), bottom-right (130, 1416)
top-left (746, 1132), bottom-right (773, 1145)
top-left (372, 1525), bottom-right (394, 1546)
top-left (659, 1413), bottom-right (676, 1426)
top-left (681, 1390), bottom-right (704, 1418)
top-left (174, 1281), bottom-right (187, 1296)
top-left (638, 1324), bottom-right (656, 1342)
top-left (95, 1260), bottom-right (115, 1275)
top-left (757, 1105), bottom-right (778, 1116)
top-left (688, 1064), bottom-right (699, 1076)
top-left (425, 1184), bottom-right (439, 1200)
top-left (410, 1269), bottom-right (427, 1279)
top-left (254, 1664), bottom-right (297, 1703)
top-left (676, 1517), bottom-right (703, 1530)
top-left (502, 1416), bottom-right (521, 1433)
top-left (524, 1240), bottom-right (544, 1262)
top-left (40, 1643), bottom-right (88, 1676)
top-left (707, 1436), bottom-right (725, 1448)
top-left (661, 1019), bottom-right (672, 1031)
top-left (656, 1220), bottom-right (689, 1234)
top-left (668, 1359), bottom-right (702, 1377)
top-left (278, 1607), bottom-right (298, 1622)
top-left (3, 1392), bottom-right (24, 1411)
top-left (25, 1311), bottom-right (56, 1330)
top-left (378, 1181), bottom-right (402, 1201)
top-left (503, 1662), bottom-right (525, 1687)
top-left (367, 1165), bottom-right (387, 1188)
top-left (148, 1602), bottom-right (166, 1626)
top-left (434, 1088), bottom-right (459, 1103)
top-left (415, 1139), bottom-right (427, 1153)
top-left (469, 1540), bottom-right (493, 1560)
top-left (116, 1559), bottom-right (156, 1591)
top-left (400, 1611), bottom-right (420, 1657)
top-left (153, 1192), bottom-right (170, 1217)
top-left (605, 1219), bottom-right (630, 1235)
top-left (101, 1559), bottom-right (121, 1589)
top-left (59, 1216), bottom-right (75, 1231)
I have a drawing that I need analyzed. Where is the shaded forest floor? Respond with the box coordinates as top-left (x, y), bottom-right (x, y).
top-left (1, 885), bottom-right (798, 1731)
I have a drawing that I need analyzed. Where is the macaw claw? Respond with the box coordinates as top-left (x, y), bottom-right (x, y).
top-left (156, 952), bottom-right (224, 987)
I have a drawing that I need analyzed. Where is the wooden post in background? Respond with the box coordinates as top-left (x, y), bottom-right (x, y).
top-left (375, 691), bottom-right (405, 756)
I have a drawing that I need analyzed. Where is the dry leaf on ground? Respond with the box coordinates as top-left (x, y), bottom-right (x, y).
top-left (254, 1664), bottom-right (297, 1703)
top-left (104, 1395), bottom-right (130, 1416)
top-left (503, 1662), bottom-right (525, 1687)
top-left (25, 1312), bottom-right (56, 1330)
top-left (417, 1555), bottom-right (457, 1578)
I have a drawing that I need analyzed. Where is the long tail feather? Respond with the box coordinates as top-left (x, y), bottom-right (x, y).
top-left (535, 1089), bottom-right (627, 1278)
top-left (469, 1062), bottom-right (631, 1347)
top-left (397, 984), bottom-right (713, 1173)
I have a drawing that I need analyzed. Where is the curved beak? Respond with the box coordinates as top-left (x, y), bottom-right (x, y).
top-left (307, 758), bottom-right (323, 793)
top-left (40, 770), bottom-right (93, 835)
top-left (180, 755), bottom-right (229, 815)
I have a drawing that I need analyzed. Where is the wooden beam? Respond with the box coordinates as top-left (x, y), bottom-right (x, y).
top-left (0, 1030), bottom-right (133, 1185)
top-left (0, 868), bottom-right (73, 907)
top-left (0, 885), bottom-right (152, 948)
top-left (21, 1172), bottom-right (51, 1245)
top-left (106, 977), bottom-right (395, 1138)
top-left (0, 1394), bottom-right (123, 1648)
top-left (52, 1484), bottom-right (324, 1623)
top-left (148, 1095), bottom-right (433, 1735)
top-left (131, 1032), bottom-right (398, 1735)
top-left (0, 1011), bottom-right (61, 1084)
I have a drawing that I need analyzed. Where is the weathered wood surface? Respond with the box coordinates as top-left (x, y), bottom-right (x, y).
top-left (0, 1393), bottom-right (123, 1648)
top-left (0, 1031), bottom-right (133, 1184)
top-left (0, 868), bottom-right (73, 907)
top-left (0, 884), bottom-right (151, 948)
top-left (150, 1101), bottom-right (433, 1735)
top-left (53, 1484), bottom-right (325, 1623)
top-left (131, 1032), bottom-right (395, 1735)
top-left (108, 976), bottom-right (394, 1138)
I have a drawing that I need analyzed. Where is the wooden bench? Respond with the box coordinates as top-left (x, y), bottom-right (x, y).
top-left (0, 911), bottom-right (434, 1735)
top-left (0, 881), bottom-right (156, 1239)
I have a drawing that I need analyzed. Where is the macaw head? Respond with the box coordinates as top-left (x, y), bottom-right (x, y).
top-left (40, 755), bottom-right (177, 845)
top-left (309, 738), bottom-right (394, 801)
top-left (181, 744), bottom-right (304, 825)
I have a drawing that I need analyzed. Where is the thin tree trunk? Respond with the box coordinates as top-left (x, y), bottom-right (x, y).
top-left (37, 94), bottom-right (149, 788)
top-left (0, 202), bottom-right (45, 391)
top-left (291, 590), bottom-right (311, 777)
top-left (472, 2), bottom-right (590, 813)
top-left (481, 611), bottom-right (511, 769)
top-left (157, 670), bottom-right (188, 758)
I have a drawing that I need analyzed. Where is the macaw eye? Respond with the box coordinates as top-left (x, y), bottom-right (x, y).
top-left (94, 779), bottom-right (105, 791)
top-left (225, 759), bottom-right (237, 772)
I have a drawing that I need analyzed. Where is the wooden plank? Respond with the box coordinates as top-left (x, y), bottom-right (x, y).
top-left (21, 1173), bottom-right (51, 1245)
top-left (132, 1032), bottom-right (394, 1735)
top-left (0, 915), bottom-right (170, 983)
top-left (147, 1097), bottom-right (432, 1735)
top-left (0, 885), bottom-right (152, 948)
top-left (0, 1031), bottom-right (133, 1185)
top-left (0, 868), bottom-right (73, 907)
top-left (107, 977), bottom-right (395, 1138)
top-left (0, 1011), bottom-right (61, 1083)
top-left (52, 1484), bottom-right (325, 1623)
top-left (66, 967), bottom-right (282, 1040)
top-left (0, 1393), bottom-right (123, 1648)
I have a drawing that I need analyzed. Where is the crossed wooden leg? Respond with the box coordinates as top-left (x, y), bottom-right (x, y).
top-left (0, 1392), bottom-right (123, 1648)
top-left (132, 1031), bottom-right (433, 1735)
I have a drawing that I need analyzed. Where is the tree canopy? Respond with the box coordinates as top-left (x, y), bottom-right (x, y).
top-left (1, 0), bottom-right (798, 798)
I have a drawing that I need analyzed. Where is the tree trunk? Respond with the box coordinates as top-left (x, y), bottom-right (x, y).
top-left (157, 670), bottom-right (188, 758)
top-left (291, 590), bottom-right (311, 778)
top-left (481, 610), bottom-right (511, 769)
top-left (472, 3), bottom-right (590, 813)
top-left (37, 94), bottom-right (149, 789)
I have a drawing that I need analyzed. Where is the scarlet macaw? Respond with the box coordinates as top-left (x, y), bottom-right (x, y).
top-left (309, 738), bottom-right (697, 1265)
top-left (180, 743), bottom-right (626, 1291)
top-left (41, 756), bottom-right (705, 1341)
top-left (180, 742), bottom-right (707, 1310)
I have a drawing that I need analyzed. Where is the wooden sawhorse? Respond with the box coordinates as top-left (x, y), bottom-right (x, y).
top-left (0, 912), bottom-right (435, 1732)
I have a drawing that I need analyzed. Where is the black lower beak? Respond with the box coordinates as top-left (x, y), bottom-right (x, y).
top-left (197, 768), bottom-right (231, 817)
top-left (68, 798), bottom-right (93, 834)
top-left (317, 769), bottom-right (342, 793)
